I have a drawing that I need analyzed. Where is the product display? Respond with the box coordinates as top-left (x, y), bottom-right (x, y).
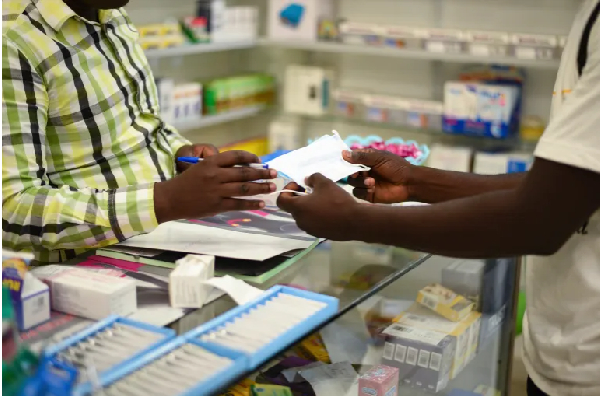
top-left (394, 304), bottom-right (481, 379)
top-left (41, 268), bottom-right (137, 321)
top-left (204, 73), bottom-right (276, 115)
top-left (511, 33), bottom-right (558, 60)
top-left (424, 28), bottom-right (466, 54)
top-left (473, 152), bottom-right (533, 175)
top-left (383, 26), bottom-right (427, 49)
top-left (358, 365), bottom-right (399, 396)
top-left (466, 31), bottom-right (511, 57)
top-left (416, 283), bottom-right (474, 322)
top-left (284, 65), bottom-right (334, 116)
top-left (2, 252), bottom-right (50, 332)
top-left (427, 145), bottom-right (473, 172)
top-left (381, 322), bottom-right (455, 392)
top-left (268, 0), bottom-right (335, 41)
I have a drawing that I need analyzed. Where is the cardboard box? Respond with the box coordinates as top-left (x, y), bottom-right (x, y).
top-left (44, 269), bottom-right (136, 320)
top-left (381, 322), bottom-right (455, 393)
top-left (359, 365), bottom-right (399, 396)
top-left (284, 65), bottom-right (334, 116)
top-left (2, 251), bottom-right (50, 331)
top-left (394, 305), bottom-right (481, 378)
top-left (416, 283), bottom-right (474, 322)
top-left (268, 0), bottom-right (334, 41)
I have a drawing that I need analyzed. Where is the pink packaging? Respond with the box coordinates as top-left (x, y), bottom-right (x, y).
top-left (358, 365), bottom-right (399, 396)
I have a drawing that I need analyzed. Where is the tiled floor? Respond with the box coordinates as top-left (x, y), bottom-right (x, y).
top-left (511, 336), bottom-right (528, 396)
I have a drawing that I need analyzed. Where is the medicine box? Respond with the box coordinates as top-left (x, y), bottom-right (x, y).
top-left (473, 152), bottom-right (533, 175)
top-left (43, 268), bottom-right (136, 320)
top-left (383, 25), bottom-right (426, 49)
top-left (362, 95), bottom-right (397, 124)
top-left (284, 65), bottom-right (334, 116)
top-left (294, 333), bottom-right (331, 363)
top-left (424, 28), bottom-right (466, 54)
top-left (268, 0), bottom-right (335, 42)
top-left (416, 283), bottom-right (474, 322)
top-left (340, 22), bottom-right (385, 46)
top-left (466, 31), bottom-right (511, 57)
top-left (443, 81), bottom-right (520, 139)
top-left (3, 251), bottom-right (51, 331)
top-left (358, 365), bottom-right (399, 396)
top-left (394, 304), bottom-right (481, 379)
top-left (332, 89), bottom-right (366, 118)
top-left (427, 145), bottom-right (473, 172)
top-left (381, 322), bottom-right (455, 393)
top-left (406, 100), bottom-right (444, 131)
top-left (511, 33), bottom-right (559, 60)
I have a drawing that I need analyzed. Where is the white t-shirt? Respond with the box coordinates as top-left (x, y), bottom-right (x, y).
top-left (524, 1), bottom-right (600, 395)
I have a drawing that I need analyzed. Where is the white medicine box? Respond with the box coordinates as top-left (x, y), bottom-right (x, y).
top-left (284, 65), bottom-right (334, 116)
top-left (268, 0), bottom-right (335, 41)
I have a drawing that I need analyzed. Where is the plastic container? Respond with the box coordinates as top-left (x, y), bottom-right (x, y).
top-left (424, 28), bottom-right (466, 54)
top-left (340, 22), bottom-right (384, 46)
top-left (383, 26), bottom-right (426, 50)
top-left (511, 33), bottom-right (559, 60)
top-left (466, 30), bottom-right (511, 57)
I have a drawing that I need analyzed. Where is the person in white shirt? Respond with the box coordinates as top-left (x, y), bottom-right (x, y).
top-left (279, 1), bottom-right (600, 395)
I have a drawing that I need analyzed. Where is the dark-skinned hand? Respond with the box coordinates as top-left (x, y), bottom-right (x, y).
top-left (277, 173), bottom-right (360, 240)
top-left (175, 143), bottom-right (219, 173)
top-left (155, 150), bottom-right (277, 223)
top-left (344, 149), bottom-right (413, 204)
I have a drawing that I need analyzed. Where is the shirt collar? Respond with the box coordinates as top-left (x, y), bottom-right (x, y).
top-left (36, 0), bottom-right (118, 31)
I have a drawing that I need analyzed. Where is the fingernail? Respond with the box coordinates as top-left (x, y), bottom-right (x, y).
top-left (270, 183), bottom-right (276, 192)
top-left (270, 170), bottom-right (277, 178)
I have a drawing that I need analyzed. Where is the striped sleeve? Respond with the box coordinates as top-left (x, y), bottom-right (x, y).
top-left (2, 40), bottom-right (158, 252)
top-left (163, 124), bottom-right (191, 157)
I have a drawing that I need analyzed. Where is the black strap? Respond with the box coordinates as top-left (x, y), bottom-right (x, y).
top-left (577, 0), bottom-right (600, 76)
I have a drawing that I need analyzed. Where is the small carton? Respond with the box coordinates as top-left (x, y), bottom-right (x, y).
top-left (358, 365), bottom-right (399, 396)
top-left (416, 283), bottom-right (474, 322)
top-left (394, 304), bottom-right (481, 378)
top-left (2, 251), bottom-right (50, 331)
top-left (381, 322), bottom-right (455, 393)
top-left (44, 268), bottom-right (136, 320)
top-left (169, 255), bottom-right (215, 309)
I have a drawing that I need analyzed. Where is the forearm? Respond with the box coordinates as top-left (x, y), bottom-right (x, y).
top-left (409, 166), bottom-right (526, 203)
top-left (2, 184), bottom-right (158, 252)
top-left (351, 190), bottom-right (555, 258)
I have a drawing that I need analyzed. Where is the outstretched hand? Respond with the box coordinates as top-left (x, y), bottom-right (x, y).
top-left (277, 173), bottom-right (360, 240)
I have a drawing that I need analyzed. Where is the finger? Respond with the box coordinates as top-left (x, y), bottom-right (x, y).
top-left (305, 173), bottom-right (331, 189)
top-left (219, 182), bottom-right (277, 197)
top-left (347, 173), bottom-right (367, 188)
top-left (219, 167), bottom-right (277, 183)
top-left (193, 144), bottom-right (219, 158)
top-left (177, 161), bottom-right (193, 173)
top-left (277, 193), bottom-right (300, 213)
top-left (353, 188), bottom-right (373, 202)
top-left (283, 182), bottom-right (300, 191)
top-left (342, 148), bottom-right (387, 166)
top-left (211, 150), bottom-right (260, 167)
top-left (220, 198), bottom-right (266, 212)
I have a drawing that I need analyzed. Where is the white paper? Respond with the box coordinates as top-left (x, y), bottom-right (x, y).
top-left (267, 131), bottom-right (369, 190)
top-left (202, 275), bottom-right (263, 305)
top-left (121, 220), bottom-right (315, 261)
top-left (300, 362), bottom-right (358, 396)
top-left (282, 362), bottom-right (325, 382)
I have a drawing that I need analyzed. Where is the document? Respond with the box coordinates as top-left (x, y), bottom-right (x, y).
top-left (121, 220), bottom-right (315, 261)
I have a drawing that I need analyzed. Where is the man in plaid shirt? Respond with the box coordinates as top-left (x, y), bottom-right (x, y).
top-left (2, 0), bottom-right (277, 263)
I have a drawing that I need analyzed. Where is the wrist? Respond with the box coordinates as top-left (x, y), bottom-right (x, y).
top-left (346, 202), bottom-right (371, 241)
top-left (405, 164), bottom-right (427, 202)
top-left (154, 180), bottom-right (177, 223)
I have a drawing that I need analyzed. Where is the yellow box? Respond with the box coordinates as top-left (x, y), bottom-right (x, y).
top-left (394, 304), bottom-right (481, 378)
top-left (138, 24), bottom-right (163, 38)
top-left (416, 283), bottom-right (474, 322)
top-left (295, 333), bottom-right (330, 363)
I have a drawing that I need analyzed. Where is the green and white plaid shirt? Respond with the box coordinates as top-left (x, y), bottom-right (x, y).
top-left (2, 0), bottom-right (190, 263)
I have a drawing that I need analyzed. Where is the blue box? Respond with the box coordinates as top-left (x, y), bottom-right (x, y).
top-left (78, 337), bottom-right (247, 396)
top-left (185, 285), bottom-right (339, 370)
top-left (280, 3), bottom-right (305, 27)
top-left (44, 315), bottom-right (176, 395)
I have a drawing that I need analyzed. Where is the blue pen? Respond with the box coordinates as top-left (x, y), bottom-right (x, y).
top-left (177, 157), bottom-right (270, 169)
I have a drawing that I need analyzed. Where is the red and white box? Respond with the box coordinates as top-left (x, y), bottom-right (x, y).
top-left (358, 365), bottom-right (399, 396)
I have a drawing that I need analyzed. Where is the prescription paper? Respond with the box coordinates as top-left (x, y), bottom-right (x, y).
top-left (267, 130), bottom-right (369, 190)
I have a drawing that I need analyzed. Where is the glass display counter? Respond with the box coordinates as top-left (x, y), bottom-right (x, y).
top-left (170, 242), bottom-right (520, 396)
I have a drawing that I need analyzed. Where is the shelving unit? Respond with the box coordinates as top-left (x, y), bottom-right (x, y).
top-left (260, 39), bottom-right (562, 69)
top-left (171, 105), bottom-right (267, 132)
top-left (144, 40), bottom-right (257, 59)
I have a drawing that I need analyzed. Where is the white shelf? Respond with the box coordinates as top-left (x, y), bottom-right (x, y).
top-left (145, 40), bottom-right (257, 59)
top-left (172, 105), bottom-right (266, 132)
top-left (259, 39), bottom-right (561, 69)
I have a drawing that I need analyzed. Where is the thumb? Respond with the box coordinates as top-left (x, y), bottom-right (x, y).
top-left (343, 149), bottom-right (386, 167)
top-left (305, 173), bottom-right (330, 189)
top-left (193, 144), bottom-right (219, 158)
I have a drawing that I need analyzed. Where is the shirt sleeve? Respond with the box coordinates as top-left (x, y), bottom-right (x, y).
top-left (2, 39), bottom-right (158, 253)
top-left (163, 124), bottom-right (191, 157)
top-left (534, 28), bottom-right (600, 174)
